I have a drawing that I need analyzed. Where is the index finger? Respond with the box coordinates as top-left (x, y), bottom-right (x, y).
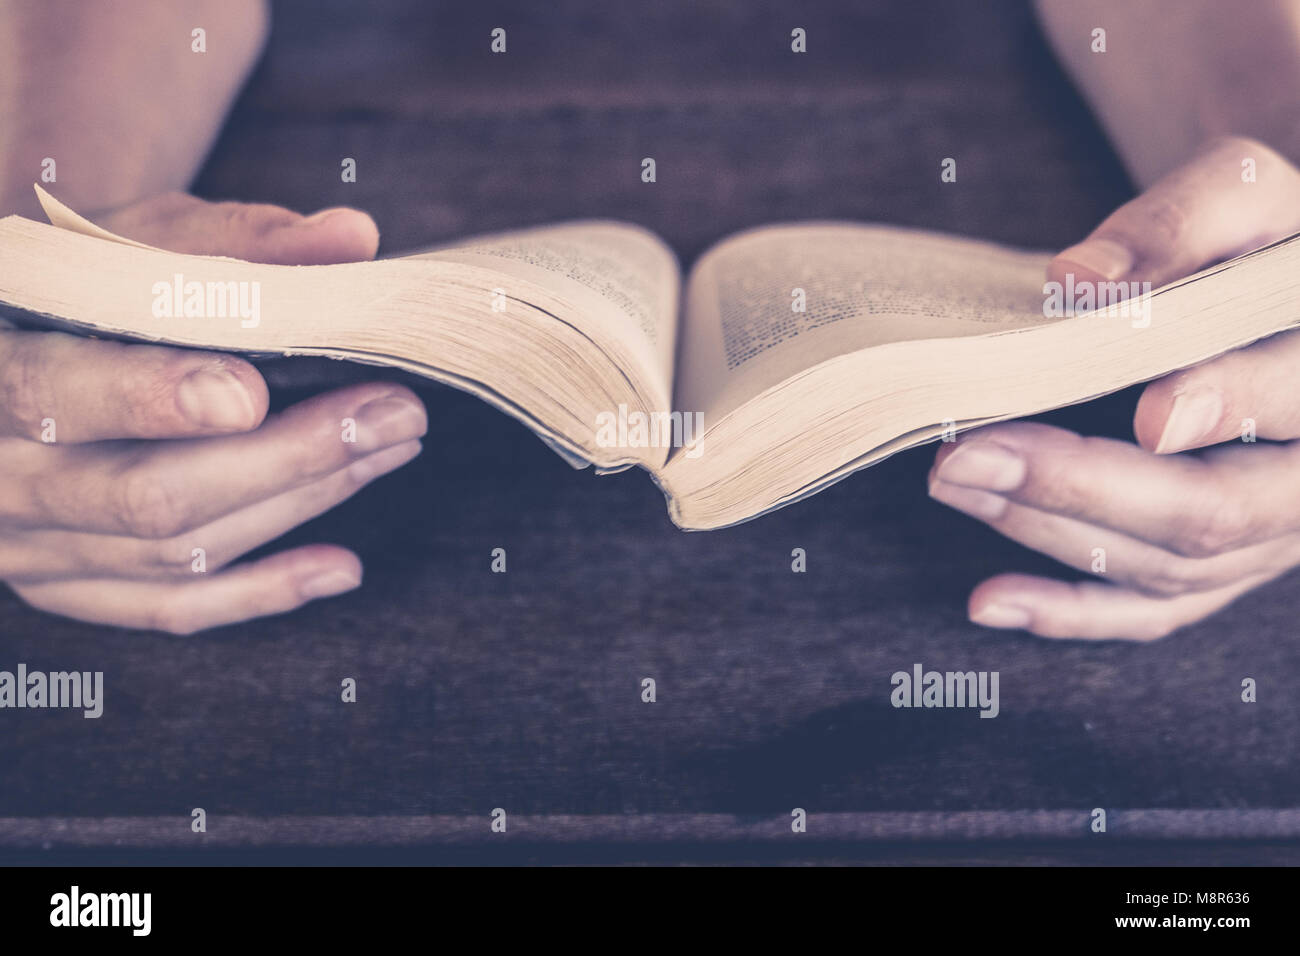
top-left (931, 421), bottom-right (1300, 559)
top-left (0, 330), bottom-right (267, 442)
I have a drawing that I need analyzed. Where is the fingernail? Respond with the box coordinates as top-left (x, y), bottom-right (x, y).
top-left (971, 604), bottom-right (1032, 629)
top-left (1155, 387), bottom-right (1223, 454)
top-left (1056, 238), bottom-right (1134, 281)
top-left (299, 568), bottom-right (361, 600)
top-left (353, 394), bottom-right (427, 453)
top-left (934, 442), bottom-right (1025, 492)
top-left (928, 479), bottom-right (1008, 522)
top-left (177, 368), bottom-right (256, 429)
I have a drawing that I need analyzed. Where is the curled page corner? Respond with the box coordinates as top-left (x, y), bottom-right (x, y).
top-left (32, 183), bottom-right (161, 251)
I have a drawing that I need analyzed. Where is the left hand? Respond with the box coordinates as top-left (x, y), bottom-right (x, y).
top-left (929, 135), bottom-right (1300, 639)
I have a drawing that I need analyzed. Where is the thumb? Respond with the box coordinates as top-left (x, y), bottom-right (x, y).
top-left (1134, 332), bottom-right (1300, 453)
top-left (95, 192), bottom-right (381, 265)
top-left (1047, 135), bottom-right (1300, 290)
top-left (1046, 135), bottom-right (1300, 455)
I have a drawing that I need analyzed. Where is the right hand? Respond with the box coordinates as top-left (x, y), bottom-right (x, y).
top-left (0, 193), bottom-right (428, 634)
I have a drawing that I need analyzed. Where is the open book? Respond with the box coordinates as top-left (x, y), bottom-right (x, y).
top-left (2, 186), bottom-right (1299, 530)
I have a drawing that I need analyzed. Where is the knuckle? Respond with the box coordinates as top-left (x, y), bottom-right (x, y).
top-left (1136, 558), bottom-right (1195, 598)
top-left (1026, 445), bottom-right (1093, 513)
top-left (1137, 196), bottom-right (1189, 255)
top-left (116, 466), bottom-right (192, 539)
top-left (22, 469), bottom-right (71, 529)
top-left (120, 359), bottom-right (192, 433)
top-left (1177, 495), bottom-right (1253, 558)
top-left (222, 202), bottom-right (290, 238)
top-left (221, 203), bottom-right (262, 234)
top-left (0, 339), bottom-right (53, 438)
top-left (1137, 555), bottom-right (1220, 598)
top-left (297, 411), bottom-right (354, 470)
top-left (150, 539), bottom-right (208, 577)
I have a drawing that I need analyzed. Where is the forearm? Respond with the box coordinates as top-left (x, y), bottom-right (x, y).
top-left (1034, 0), bottom-right (1300, 187)
top-left (0, 0), bottom-right (269, 218)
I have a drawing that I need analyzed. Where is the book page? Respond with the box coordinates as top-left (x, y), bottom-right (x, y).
top-left (411, 221), bottom-right (681, 408)
top-left (31, 187), bottom-right (681, 412)
top-left (675, 222), bottom-right (1054, 423)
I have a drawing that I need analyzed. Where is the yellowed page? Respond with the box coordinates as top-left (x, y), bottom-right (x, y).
top-left (29, 185), bottom-right (681, 425)
top-left (417, 221), bottom-right (680, 412)
top-left (675, 222), bottom-right (1054, 424)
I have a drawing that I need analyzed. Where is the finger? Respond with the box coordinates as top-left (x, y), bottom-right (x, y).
top-left (0, 440), bottom-right (422, 583)
top-left (0, 332), bottom-right (267, 442)
top-left (1048, 135), bottom-right (1300, 289)
top-left (8, 544), bottom-right (363, 636)
top-left (10, 383), bottom-right (427, 538)
top-left (96, 192), bottom-right (381, 265)
top-left (930, 421), bottom-right (1300, 558)
top-left (1135, 330), bottom-right (1300, 453)
top-left (165, 438), bottom-right (423, 575)
top-left (966, 571), bottom-right (1272, 641)
top-left (928, 475), bottom-right (1300, 597)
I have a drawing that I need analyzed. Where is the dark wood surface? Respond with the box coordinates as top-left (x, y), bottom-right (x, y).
top-left (2, 0), bottom-right (1296, 863)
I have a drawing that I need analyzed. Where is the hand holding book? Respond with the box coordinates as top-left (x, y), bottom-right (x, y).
top-left (0, 191), bottom-right (428, 633)
top-left (929, 136), bottom-right (1300, 641)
